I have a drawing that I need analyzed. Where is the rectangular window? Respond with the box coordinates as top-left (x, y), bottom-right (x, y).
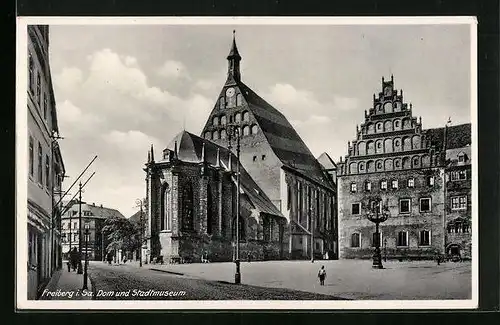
top-left (420, 230), bottom-right (430, 246)
top-left (419, 198), bottom-right (431, 212)
top-left (397, 231), bottom-right (408, 246)
top-left (391, 179), bottom-right (398, 189)
top-left (351, 203), bottom-right (360, 215)
top-left (427, 176), bottom-right (435, 186)
top-left (72, 211), bottom-right (77, 216)
top-left (364, 181), bottom-right (371, 192)
top-left (451, 196), bottom-right (467, 210)
top-left (45, 154), bottom-right (50, 190)
top-left (37, 142), bottom-right (43, 184)
top-left (380, 180), bottom-right (387, 190)
top-left (407, 178), bottom-right (414, 188)
top-left (29, 136), bottom-right (34, 177)
top-left (350, 233), bottom-right (360, 248)
top-left (350, 183), bottom-right (357, 193)
top-left (399, 199), bottom-right (411, 214)
top-left (43, 96), bottom-right (48, 120)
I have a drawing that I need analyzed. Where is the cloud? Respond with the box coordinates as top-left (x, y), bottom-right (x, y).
top-left (158, 60), bottom-right (189, 80)
top-left (54, 67), bottom-right (83, 93)
top-left (57, 100), bottom-right (102, 137)
top-left (105, 130), bottom-right (162, 152)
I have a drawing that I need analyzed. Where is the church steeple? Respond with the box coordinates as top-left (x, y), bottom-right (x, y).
top-left (227, 30), bottom-right (241, 82)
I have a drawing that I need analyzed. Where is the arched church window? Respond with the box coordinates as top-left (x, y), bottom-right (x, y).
top-left (402, 157), bottom-right (411, 169)
top-left (243, 111), bottom-right (250, 122)
top-left (394, 119), bottom-right (401, 130)
top-left (160, 183), bottom-right (170, 231)
top-left (384, 120), bottom-right (392, 132)
top-left (212, 116), bottom-right (219, 126)
top-left (204, 132), bottom-right (211, 140)
top-left (376, 122), bottom-right (383, 132)
top-left (235, 112), bottom-right (242, 123)
top-left (219, 97), bottom-right (225, 109)
top-left (220, 129), bottom-right (227, 139)
top-left (236, 94), bottom-right (243, 106)
top-left (232, 216), bottom-right (245, 240)
top-left (412, 156), bottom-right (420, 168)
top-left (384, 138), bottom-right (393, 153)
top-left (367, 141), bottom-right (375, 155)
top-left (182, 184), bottom-right (194, 230)
top-left (251, 124), bottom-right (258, 134)
top-left (221, 115), bottom-right (227, 125)
top-left (212, 130), bottom-right (219, 140)
top-left (367, 123), bottom-right (375, 134)
top-left (383, 102), bottom-right (393, 113)
top-left (243, 125), bottom-right (250, 136)
top-left (207, 185), bottom-right (214, 235)
top-left (403, 137), bottom-right (411, 151)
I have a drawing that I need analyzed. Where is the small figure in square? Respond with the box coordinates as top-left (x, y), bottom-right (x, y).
top-left (318, 265), bottom-right (327, 286)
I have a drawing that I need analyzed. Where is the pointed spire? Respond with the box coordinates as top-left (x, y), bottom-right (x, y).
top-left (391, 74), bottom-right (394, 82)
top-left (147, 150), bottom-right (151, 163)
top-left (227, 30), bottom-right (242, 82)
top-left (215, 148), bottom-right (220, 168)
top-left (150, 144), bottom-right (155, 162)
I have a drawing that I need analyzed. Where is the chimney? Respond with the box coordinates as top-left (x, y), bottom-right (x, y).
top-left (93, 202), bottom-right (95, 206)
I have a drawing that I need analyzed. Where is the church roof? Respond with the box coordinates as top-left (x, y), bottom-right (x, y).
top-left (423, 123), bottom-right (471, 150)
top-left (165, 131), bottom-right (284, 218)
top-left (236, 82), bottom-right (335, 190)
top-left (317, 152), bottom-right (337, 171)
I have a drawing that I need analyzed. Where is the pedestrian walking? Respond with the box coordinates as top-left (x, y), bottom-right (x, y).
top-left (318, 265), bottom-right (327, 286)
top-left (106, 252), bottom-right (113, 265)
top-left (69, 247), bottom-right (79, 271)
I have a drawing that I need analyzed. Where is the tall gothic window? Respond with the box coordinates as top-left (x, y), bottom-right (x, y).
top-left (236, 94), bottom-right (243, 106)
top-left (297, 182), bottom-right (303, 224)
top-left (161, 183), bottom-right (171, 231)
top-left (207, 185), bottom-right (214, 235)
top-left (315, 192), bottom-right (320, 230)
top-left (182, 184), bottom-right (194, 230)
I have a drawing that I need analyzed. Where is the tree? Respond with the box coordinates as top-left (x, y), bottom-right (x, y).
top-left (102, 216), bottom-right (141, 256)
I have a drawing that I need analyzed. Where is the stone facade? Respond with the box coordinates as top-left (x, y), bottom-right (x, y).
top-left (337, 76), bottom-right (472, 261)
top-left (27, 25), bottom-right (66, 299)
top-left (200, 33), bottom-right (338, 259)
top-left (145, 132), bottom-right (288, 264)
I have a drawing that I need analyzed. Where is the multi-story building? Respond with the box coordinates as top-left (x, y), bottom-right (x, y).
top-left (337, 76), bottom-right (471, 260)
top-left (61, 201), bottom-right (126, 261)
top-left (199, 33), bottom-right (338, 259)
top-left (27, 25), bottom-right (66, 300)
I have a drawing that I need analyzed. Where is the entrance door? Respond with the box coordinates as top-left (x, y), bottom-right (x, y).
top-left (37, 235), bottom-right (43, 292)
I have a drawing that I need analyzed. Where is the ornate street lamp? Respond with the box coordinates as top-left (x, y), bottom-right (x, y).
top-left (83, 223), bottom-right (90, 290)
top-left (227, 123), bottom-right (241, 284)
top-left (365, 197), bottom-right (389, 269)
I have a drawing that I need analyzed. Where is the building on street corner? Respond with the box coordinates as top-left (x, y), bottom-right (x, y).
top-left (27, 25), bottom-right (66, 300)
top-left (61, 201), bottom-right (126, 261)
top-left (336, 76), bottom-right (471, 261)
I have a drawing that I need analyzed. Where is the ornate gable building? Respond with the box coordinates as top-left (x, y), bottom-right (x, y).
top-left (200, 33), bottom-right (338, 259)
top-left (337, 76), bottom-right (472, 260)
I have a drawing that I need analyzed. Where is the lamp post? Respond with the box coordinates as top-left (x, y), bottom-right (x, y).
top-left (227, 124), bottom-right (241, 284)
top-left (383, 238), bottom-right (387, 262)
top-left (366, 197), bottom-right (389, 269)
top-left (83, 223), bottom-right (90, 290)
top-left (77, 182), bottom-right (83, 274)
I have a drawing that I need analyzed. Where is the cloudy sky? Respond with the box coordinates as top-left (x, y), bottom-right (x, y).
top-left (48, 23), bottom-right (471, 217)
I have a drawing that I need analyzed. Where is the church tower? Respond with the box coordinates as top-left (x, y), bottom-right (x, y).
top-left (201, 32), bottom-right (338, 260)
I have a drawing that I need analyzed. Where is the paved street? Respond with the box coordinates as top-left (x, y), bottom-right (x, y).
top-left (87, 261), bottom-right (345, 300)
top-left (142, 259), bottom-right (472, 300)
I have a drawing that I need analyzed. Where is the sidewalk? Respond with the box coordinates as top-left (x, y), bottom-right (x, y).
top-left (142, 259), bottom-right (472, 300)
top-left (39, 262), bottom-right (94, 300)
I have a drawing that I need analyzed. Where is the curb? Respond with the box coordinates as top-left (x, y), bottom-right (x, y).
top-left (149, 268), bottom-right (185, 276)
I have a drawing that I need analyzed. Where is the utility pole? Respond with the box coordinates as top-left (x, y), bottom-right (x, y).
top-left (227, 124), bottom-right (241, 284)
top-left (135, 199), bottom-right (144, 267)
top-left (310, 206), bottom-right (314, 263)
top-left (77, 182), bottom-right (83, 274)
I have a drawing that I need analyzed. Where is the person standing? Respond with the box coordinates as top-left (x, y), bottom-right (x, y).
top-left (318, 265), bottom-right (327, 286)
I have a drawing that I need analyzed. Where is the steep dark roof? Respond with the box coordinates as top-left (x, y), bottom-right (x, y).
top-left (165, 131), bottom-right (284, 218)
top-left (237, 82), bottom-right (335, 190)
top-left (129, 210), bottom-right (146, 224)
top-left (423, 123), bottom-right (471, 150)
top-left (62, 201), bottom-right (126, 219)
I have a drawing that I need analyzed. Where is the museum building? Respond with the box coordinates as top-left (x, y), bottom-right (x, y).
top-left (337, 76), bottom-right (472, 260)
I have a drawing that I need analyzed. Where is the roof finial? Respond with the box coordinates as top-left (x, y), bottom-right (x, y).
top-left (201, 142), bottom-right (206, 162)
top-left (147, 150), bottom-right (151, 163)
top-left (173, 141), bottom-right (178, 159)
top-left (150, 144), bottom-right (155, 162)
top-left (391, 74), bottom-right (394, 82)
